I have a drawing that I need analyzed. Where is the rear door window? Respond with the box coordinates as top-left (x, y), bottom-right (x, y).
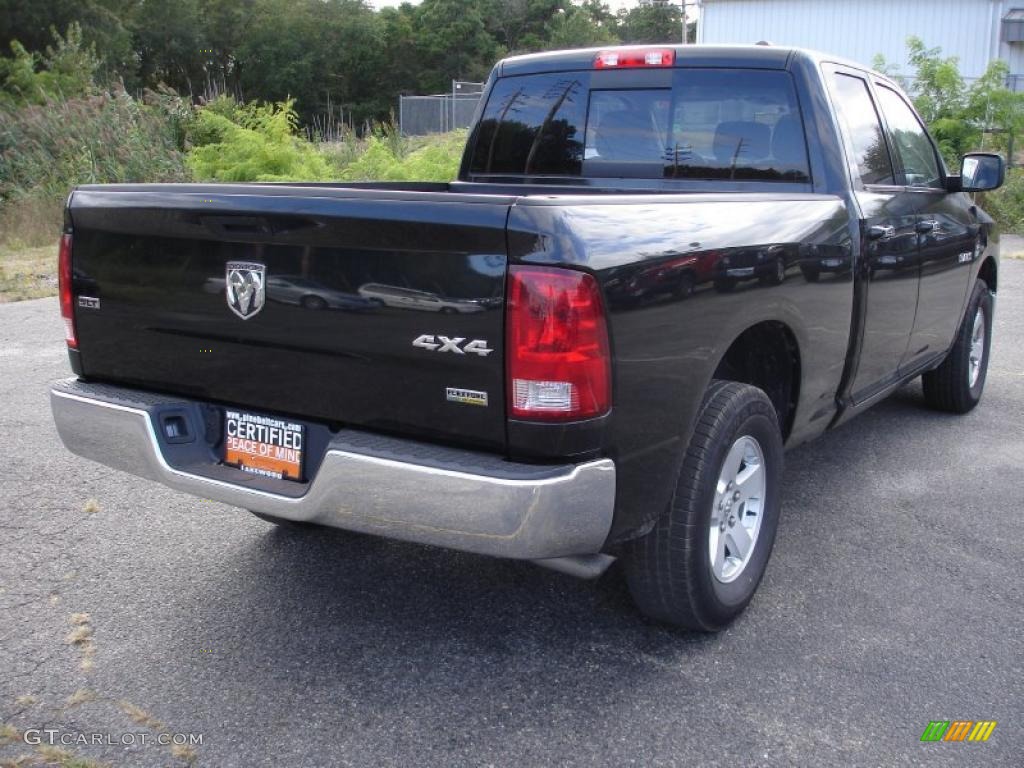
top-left (662, 69), bottom-right (808, 181)
top-left (828, 73), bottom-right (896, 186)
top-left (467, 68), bottom-right (810, 182)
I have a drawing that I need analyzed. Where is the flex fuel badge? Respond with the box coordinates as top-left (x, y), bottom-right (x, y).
top-left (446, 387), bottom-right (488, 407)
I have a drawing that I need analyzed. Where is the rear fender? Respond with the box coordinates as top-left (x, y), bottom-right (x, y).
top-left (508, 194), bottom-right (853, 543)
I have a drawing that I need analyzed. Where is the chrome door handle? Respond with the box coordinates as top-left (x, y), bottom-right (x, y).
top-left (868, 225), bottom-right (895, 240)
top-left (916, 220), bottom-right (937, 234)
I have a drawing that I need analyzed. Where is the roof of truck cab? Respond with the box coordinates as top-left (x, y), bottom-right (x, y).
top-left (497, 44), bottom-right (874, 78)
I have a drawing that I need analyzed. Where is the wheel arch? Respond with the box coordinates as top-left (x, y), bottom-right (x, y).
top-left (978, 256), bottom-right (997, 293)
top-left (711, 320), bottom-right (802, 439)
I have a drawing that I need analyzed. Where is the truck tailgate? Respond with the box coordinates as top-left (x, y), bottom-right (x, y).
top-left (68, 185), bottom-right (513, 451)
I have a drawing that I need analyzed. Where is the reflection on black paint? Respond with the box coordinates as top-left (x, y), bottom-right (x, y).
top-left (70, 199), bottom-right (512, 452)
top-left (471, 74), bottom-right (585, 176)
top-left (188, 244), bottom-right (504, 313)
top-left (265, 275), bottom-right (379, 312)
top-left (356, 283), bottom-right (492, 314)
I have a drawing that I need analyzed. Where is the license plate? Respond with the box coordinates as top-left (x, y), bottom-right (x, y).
top-left (223, 409), bottom-right (304, 481)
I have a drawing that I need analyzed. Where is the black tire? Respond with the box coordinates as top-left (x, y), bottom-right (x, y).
top-left (249, 510), bottom-right (315, 529)
top-left (673, 272), bottom-right (696, 299)
top-left (921, 279), bottom-right (993, 414)
top-left (624, 381), bottom-right (783, 631)
top-left (801, 266), bottom-right (820, 283)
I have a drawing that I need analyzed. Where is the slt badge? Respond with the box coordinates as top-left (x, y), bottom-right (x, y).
top-left (226, 261), bottom-right (266, 319)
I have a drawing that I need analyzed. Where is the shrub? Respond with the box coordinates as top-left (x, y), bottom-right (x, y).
top-left (316, 128), bottom-right (371, 171)
top-left (339, 129), bottom-right (465, 182)
top-left (186, 99), bottom-right (335, 181)
top-left (0, 23), bottom-right (101, 107)
top-left (982, 168), bottom-right (1024, 234)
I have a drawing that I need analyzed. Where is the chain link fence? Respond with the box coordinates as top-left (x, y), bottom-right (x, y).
top-left (399, 81), bottom-right (484, 136)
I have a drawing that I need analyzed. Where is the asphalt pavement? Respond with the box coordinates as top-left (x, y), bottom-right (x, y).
top-left (1, 264), bottom-right (1022, 767)
top-left (1003, 233), bottom-right (1023, 258)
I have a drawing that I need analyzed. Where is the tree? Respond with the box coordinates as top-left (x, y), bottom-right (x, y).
top-left (132, 0), bottom-right (206, 96)
top-left (416, 0), bottom-right (499, 91)
top-left (870, 53), bottom-right (906, 86)
top-left (485, 0), bottom-right (565, 53)
top-left (196, 0), bottom-right (258, 98)
top-left (966, 60), bottom-right (1024, 156)
top-left (618, 2), bottom-right (683, 45)
top-left (233, 0), bottom-right (385, 125)
top-left (0, 23), bottom-right (101, 105)
top-left (0, 0), bottom-right (134, 86)
top-left (905, 36), bottom-right (966, 125)
top-left (579, 0), bottom-right (618, 30)
top-left (381, 4), bottom-right (428, 96)
top-left (544, 5), bottom-right (614, 50)
top-left (307, 0), bottom-right (387, 121)
top-left (875, 37), bottom-right (1024, 165)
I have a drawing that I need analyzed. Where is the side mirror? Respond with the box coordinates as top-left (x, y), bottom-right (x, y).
top-left (959, 152), bottom-right (1005, 192)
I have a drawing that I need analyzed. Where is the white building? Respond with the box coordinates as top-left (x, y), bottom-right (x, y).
top-left (697, 0), bottom-right (1024, 90)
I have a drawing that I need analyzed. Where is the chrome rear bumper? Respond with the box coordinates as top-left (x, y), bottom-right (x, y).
top-left (50, 379), bottom-right (616, 563)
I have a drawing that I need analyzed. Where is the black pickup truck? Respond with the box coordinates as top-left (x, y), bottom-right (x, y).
top-left (51, 45), bottom-right (1004, 630)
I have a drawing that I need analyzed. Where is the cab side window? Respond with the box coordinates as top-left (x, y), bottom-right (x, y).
top-left (875, 86), bottom-right (943, 189)
top-left (829, 73), bottom-right (896, 186)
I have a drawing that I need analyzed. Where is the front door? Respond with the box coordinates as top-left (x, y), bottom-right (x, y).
top-left (827, 69), bottom-right (921, 401)
top-left (872, 84), bottom-right (977, 369)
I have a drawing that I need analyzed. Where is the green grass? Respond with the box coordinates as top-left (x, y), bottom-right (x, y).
top-left (0, 243), bottom-right (56, 301)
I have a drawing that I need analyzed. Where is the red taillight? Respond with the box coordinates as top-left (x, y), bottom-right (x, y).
top-left (506, 266), bottom-right (611, 422)
top-left (594, 48), bottom-right (675, 69)
top-left (58, 233), bottom-right (76, 348)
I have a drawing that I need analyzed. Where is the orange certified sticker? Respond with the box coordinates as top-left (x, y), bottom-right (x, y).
top-left (224, 410), bottom-right (304, 481)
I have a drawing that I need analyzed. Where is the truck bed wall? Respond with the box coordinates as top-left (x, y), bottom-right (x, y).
top-left (507, 193), bottom-right (855, 541)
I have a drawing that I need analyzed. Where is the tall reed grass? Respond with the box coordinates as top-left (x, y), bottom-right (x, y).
top-left (0, 88), bottom-right (188, 246)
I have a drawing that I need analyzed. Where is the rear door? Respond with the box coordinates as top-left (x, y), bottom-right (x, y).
top-left (872, 83), bottom-right (977, 369)
top-left (69, 187), bottom-right (512, 451)
top-left (826, 67), bottom-right (920, 401)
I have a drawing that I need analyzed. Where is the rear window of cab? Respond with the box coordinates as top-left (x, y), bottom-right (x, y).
top-left (467, 68), bottom-right (810, 182)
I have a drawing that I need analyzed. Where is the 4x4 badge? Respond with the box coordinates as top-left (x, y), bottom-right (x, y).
top-left (412, 334), bottom-right (493, 356)
top-left (225, 261), bottom-right (266, 320)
